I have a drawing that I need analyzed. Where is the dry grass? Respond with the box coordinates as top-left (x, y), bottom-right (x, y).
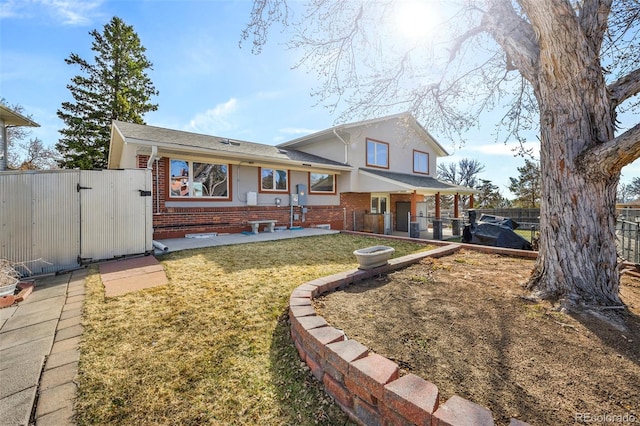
top-left (76, 233), bottom-right (429, 425)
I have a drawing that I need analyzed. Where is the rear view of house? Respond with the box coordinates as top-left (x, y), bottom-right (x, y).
top-left (107, 113), bottom-right (476, 239)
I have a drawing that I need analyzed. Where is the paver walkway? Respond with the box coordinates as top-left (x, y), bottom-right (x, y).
top-left (0, 269), bottom-right (85, 426)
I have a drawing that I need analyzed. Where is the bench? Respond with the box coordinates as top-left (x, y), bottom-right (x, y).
top-left (247, 220), bottom-right (277, 234)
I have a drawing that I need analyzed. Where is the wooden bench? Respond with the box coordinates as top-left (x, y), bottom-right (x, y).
top-left (247, 220), bottom-right (277, 233)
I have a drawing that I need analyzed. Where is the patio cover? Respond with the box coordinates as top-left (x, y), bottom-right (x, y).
top-left (358, 168), bottom-right (478, 195)
top-left (0, 104), bottom-right (40, 171)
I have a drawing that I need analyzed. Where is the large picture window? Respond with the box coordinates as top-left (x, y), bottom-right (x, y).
top-left (413, 150), bottom-right (429, 174)
top-left (309, 172), bottom-right (337, 194)
top-left (260, 167), bottom-right (289, 192)
top-left (170, 159), bottom-right (229, 198)
top-left (366, 139), bottom-right (389, 168)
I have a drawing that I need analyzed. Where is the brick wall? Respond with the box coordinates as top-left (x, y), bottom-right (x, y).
top-left (137, 155), bottom-right (347, 239)
top-left (341, 193), bottom-right (372, 231)
top-left (289, 238), bottom-right (533, 426)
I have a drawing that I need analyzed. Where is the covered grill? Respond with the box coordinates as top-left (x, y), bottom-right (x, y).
top-left (462, 211), bottom-right (533, 250)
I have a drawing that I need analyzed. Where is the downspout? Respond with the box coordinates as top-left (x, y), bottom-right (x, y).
top-left (0, 120), bottom-right (7, 171)
top-left (146, 146), bottom-right (158, 214)
top-left (333, 128), bottom-right (349, 164)
top-left (155, 158), bottom-right (159, 214)
top-left (146, 145), bottom-right (158, 169)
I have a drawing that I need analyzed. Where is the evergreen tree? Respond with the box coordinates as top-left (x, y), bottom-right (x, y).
top-left (476, 179), bottom-right (509, 208)
top-left (56, 16), bottom-right (158, 169)
top-left (508, 159), bottom-right (541, 208)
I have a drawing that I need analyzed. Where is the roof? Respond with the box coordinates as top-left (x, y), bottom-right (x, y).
top-left (109, 120), bottom-right (352, 171)
top-left (0, 105), bottom-right (40, 127)
top-left (278, 112), bottom-right (449, 157)
top-left (359, 168), bottom-right (478, 195)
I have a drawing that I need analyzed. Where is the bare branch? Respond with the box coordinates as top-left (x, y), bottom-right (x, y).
top-left (481, 0), bottom-right (539, 83)
top-left (609, 68), bottom-right (640, 109)
top-left (449, 25), bottom-right (485, 62)
top-left (240, 0), bottom-right (290, 54)
top-left (580, 122), bottom-right (640, 176)
top-left (578, 0), bottom-right (613, 53)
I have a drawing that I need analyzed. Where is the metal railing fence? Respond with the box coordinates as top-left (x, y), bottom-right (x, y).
top-left (617, 219), bottom-right (640, 264)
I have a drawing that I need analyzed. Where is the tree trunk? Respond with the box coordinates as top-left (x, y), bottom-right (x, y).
top-left (528, 156), bottom-right (621, 306)
top-left (525, 4), bottom-right (622, 307)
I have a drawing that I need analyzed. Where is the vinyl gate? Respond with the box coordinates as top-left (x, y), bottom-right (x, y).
top-left (0, 169), bottom-right (152, 276)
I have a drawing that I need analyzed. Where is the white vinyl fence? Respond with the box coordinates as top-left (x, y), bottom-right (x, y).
top-left (0, 169), bottom-right (152, 276)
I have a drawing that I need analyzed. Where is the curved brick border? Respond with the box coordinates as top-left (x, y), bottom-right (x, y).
top-left (289, 241), bottom-right (533, 426)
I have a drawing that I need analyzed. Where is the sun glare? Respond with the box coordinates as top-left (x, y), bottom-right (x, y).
top-left (392, 1), bottom-right (438, 41)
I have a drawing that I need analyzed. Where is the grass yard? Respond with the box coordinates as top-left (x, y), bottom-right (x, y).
top-left (76, 233), bottom-right (429, 425)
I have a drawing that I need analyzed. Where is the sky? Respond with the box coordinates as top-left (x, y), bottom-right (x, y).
top-left (1, 0), bottom-right (639, 198)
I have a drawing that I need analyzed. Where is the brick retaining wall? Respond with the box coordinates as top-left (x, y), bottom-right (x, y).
top-left (289, 240), bottom-right (533, 426)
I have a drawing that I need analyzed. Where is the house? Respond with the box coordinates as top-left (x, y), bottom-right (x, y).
top-left (107, 112), bottom-right (477, 239)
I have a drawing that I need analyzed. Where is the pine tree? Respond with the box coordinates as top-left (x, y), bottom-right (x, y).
top-left (508, 159), bottom-right (541, 208)
top-left (56, 16), bottom-right (158, 169)
top-left (476, 179), bottom-right (509, 208)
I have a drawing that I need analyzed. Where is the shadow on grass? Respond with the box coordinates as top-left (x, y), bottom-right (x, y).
top-left (570, 308), bottom-right (640, 366)
top-left (269, 309), bottom-right (355, 426)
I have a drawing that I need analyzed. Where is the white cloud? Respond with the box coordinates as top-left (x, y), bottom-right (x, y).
top-left (185, 98), bottom-right (239, 135)
top-left (0, 0), bottom-right (22, 19)
top-left (467, 140), bottom-right (540, 158)
top-left (1, 0), bottom-right (104, 25)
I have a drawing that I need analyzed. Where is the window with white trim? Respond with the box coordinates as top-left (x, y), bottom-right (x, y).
top-left (170, 159), bottom-right (229, 198)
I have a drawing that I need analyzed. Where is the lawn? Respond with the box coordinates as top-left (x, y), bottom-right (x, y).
top-left (76, 233), bottom-right (429, 425)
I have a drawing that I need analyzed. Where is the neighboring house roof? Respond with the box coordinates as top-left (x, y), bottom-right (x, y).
top-left (359, 168), bottom-right (479, 196)
top-left (109, 120), bottom-right (352, 172)
top-left (0, 104), bottom-right (40, 127)
top-left (278, 112), bottom-right (449, 157)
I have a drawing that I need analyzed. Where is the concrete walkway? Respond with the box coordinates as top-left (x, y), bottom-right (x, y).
top-left (0, 269), bottom-right (86, 426)
top-left (155, 227), bottom-right (340, 253)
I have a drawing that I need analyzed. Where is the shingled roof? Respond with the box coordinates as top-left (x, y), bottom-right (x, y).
top-left (359, 168), bottom-right (478, 195)
top-left (110, 120), bottom-right (351, 171)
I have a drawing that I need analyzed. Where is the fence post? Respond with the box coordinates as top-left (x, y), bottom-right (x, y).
top-left (635, 222), bottom-right (640, 264)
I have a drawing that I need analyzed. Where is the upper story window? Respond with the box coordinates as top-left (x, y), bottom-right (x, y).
top-left (413, 150), bottom-right (429, 175)
top-left (309, 172), bottom-right (337, 194)
top-left (170, 159), bottom-right (229, 198)
top-left (366, 139), bottom-right (389, 169)
top-left (260, 167), bottom-right (289, 192)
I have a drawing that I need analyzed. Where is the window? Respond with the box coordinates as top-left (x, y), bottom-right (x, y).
top-left (371, 195), bottom-right (388, 214)
top-left (309, 172), bottom-right (336, 194)
top-left (169, 159), bottom-right (229, 198)
top-left (413, 150), bottom-right (429, 174)
top-left (366, 139), bottom-right (389, 168)
top-left (260, 168), bottom-right (289, 192)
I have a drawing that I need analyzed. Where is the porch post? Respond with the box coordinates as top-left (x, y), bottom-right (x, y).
top-left (435, 192), bottom-right (441, 218)
top-left (410, 191), bottom-right (418, 217)
top-left (469, 194), bottom-right (475, 209)
top-left (454, 193), bottom-right (460, 218)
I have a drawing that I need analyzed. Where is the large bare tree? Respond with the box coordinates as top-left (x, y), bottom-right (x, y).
top-left (243, 0), bottom-right (640, 310)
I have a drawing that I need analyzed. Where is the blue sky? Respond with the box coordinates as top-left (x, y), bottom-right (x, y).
top-left (1, 0), bottom-right (639, 197)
